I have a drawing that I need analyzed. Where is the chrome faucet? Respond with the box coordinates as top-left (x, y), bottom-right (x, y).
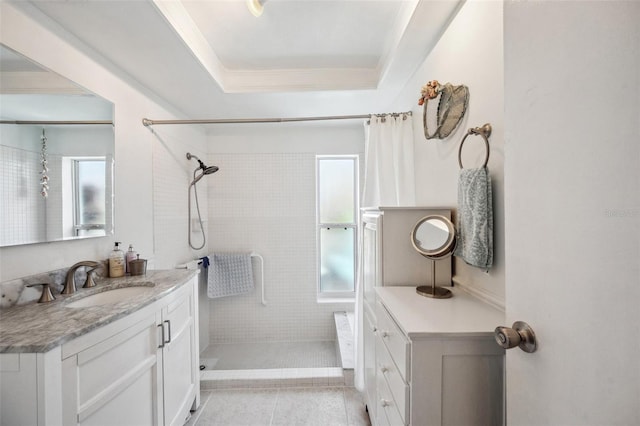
top-left (63, 261), bottom-right (101, 295)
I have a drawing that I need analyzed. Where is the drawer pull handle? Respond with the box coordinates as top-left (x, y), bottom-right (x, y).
top-left (380, 399), bottom-right (390, 407)
top-left (164, 320), bottom-right (171, 344)
top-left (157, 324), bottom-right (165, 348)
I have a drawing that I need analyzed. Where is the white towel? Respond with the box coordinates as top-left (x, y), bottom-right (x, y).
top-left (207, 252), bottom-right (254, 299)
top-left (455, 167), bottom-right (493, 269)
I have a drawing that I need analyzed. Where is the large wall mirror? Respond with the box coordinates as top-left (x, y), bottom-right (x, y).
top-left (0, 44), bottom-right (115, 247)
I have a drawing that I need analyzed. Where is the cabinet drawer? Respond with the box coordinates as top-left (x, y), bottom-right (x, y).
top-left (376, 333), bottom-right (409, 424)
top-left (376, 362), bottom-right (407, 426)
top-left (376, 301), bottom-right (410, 381)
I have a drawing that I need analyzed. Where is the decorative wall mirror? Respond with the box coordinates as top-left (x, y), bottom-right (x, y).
top-left (410, 215), bottom-right (456, 299)
top-left (419, 80), bottom-right (469, 140)
top-left (0, 44), bottom-right (115, 247)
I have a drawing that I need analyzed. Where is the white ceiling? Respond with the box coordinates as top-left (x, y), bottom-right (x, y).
top-left (14, 0), bottom-right (464, 120)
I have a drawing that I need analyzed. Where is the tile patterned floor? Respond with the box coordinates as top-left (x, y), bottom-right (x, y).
top-left (187, 387), bottom-right (371, 426)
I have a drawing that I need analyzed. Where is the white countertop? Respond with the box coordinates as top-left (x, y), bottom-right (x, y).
top-left (375, 286), bottom-right (505, 338)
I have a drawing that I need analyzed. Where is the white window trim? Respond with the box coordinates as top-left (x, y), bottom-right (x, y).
top-left (315, 155), bottom-right (359, 302)
top-left (71, 157), bottom-right (107, 236)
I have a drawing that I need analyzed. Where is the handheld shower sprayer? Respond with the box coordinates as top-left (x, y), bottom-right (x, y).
top-left (186, 152), bottom-right (219, 250)
top-left (187, 152), bottom-right (219, 184)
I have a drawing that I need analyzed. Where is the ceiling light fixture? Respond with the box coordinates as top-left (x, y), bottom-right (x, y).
top-left (246, 0), bottom-right (265, 17)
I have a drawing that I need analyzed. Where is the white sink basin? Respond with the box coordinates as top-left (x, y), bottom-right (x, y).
top-left (66, 286), bottom-right (153, 308)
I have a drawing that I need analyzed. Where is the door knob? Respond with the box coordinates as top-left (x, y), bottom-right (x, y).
top-left (494, 321), bottom-right (537, 353)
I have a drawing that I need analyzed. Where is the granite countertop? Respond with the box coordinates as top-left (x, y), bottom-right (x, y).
top-left (0, 270), bottom-right (197, 353)
top-left (375, 286), bottom-right (505, 338)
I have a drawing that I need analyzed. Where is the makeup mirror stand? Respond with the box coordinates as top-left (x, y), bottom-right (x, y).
top-left (410, 214), bottom-right (457, 299)
top-left (416, 258), bottom-right (452, 299)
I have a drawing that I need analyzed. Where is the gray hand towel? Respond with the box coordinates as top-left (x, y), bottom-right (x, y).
top-left (455, 167), bottom-right (493, 269)
top-left (207, 252), bottom-right (254, 299)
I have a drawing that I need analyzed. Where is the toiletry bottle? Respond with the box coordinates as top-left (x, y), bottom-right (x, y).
top-left (125, 244), bottom-right (137, 274)
top-left (109, 242), bottom-right (125, 278)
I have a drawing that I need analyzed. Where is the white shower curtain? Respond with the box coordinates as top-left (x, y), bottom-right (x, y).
top-left (361, 113), bottom-right (416, 207)
top-left (354, 113), bottom-right (415, 391)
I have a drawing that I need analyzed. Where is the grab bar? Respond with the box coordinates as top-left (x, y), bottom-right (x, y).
top-left (176, 253), bottom-right (266, 306)
top-left (251, 253), bottom-right (266, 306)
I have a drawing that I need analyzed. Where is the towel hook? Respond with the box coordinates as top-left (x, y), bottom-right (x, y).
top-left (458, 123), bottom-right (491, 169)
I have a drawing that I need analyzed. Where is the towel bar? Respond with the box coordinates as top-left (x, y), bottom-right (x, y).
top-left (458, 123), bottom-right (491, 169)
top-left (178, 254), bottom-right (266, 306)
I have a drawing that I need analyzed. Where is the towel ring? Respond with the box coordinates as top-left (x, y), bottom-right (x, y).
top-left (458, 123), bottom-right (492, 169)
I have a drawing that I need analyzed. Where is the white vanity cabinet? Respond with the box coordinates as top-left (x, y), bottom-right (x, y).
top-left (372, 287), bottom-right (505, 426)
top-left (0, 274), bottom-right (199, 426)
top-left (361, 207), bottom-right (452, 423)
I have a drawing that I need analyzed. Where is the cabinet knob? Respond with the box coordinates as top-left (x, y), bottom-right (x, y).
top-left (380, 399), bottom-right (390, 407)
top-left (494, 321), bottom-right (537, 353)
top-left (380, 366), bottom-right (388, 374)
top-left (380, 330), bottom-right (389, 338)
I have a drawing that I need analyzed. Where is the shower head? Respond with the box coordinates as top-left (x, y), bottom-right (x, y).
top-left (187, 152), bottom-right (219, 186)
top-left (187, 152), bottom-right (219, 184)
top-left (202, 164), bottom-right (219, 175)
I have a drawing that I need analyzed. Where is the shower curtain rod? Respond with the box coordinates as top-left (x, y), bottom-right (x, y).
top-left (141, 111), bottom-right (412, 126)
top-left (0, 120), bottom-right (113, 125)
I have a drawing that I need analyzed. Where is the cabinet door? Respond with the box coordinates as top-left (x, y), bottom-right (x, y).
top-left (161, 284), bottom-right (197, 426)
top-left (0, 353), bottom-right (38, 426)
top-left (62, 312), bottom-right (161, 426)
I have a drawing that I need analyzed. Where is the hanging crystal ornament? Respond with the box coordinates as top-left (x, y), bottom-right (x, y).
top-left (40, 129), bottom-right (49, 198)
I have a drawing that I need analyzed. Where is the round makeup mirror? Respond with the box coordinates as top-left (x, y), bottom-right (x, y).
top-left (410, 215), bottom-right (456, 299)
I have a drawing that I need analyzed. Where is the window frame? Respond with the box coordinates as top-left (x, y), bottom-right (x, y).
top-left (315, 155), bottom-right (359, 302)
top-left (71, 157), bottom-right (106, 236)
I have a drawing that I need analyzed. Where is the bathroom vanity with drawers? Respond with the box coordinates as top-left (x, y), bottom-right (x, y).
top-left (372, 286), bottom-right (504, 426)
top-left (0, 270), bottom-right (199, 426)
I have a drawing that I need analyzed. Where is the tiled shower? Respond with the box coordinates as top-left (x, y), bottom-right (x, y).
top-left (202, 152), bottom-right (349, 372)
top-left (150, 122), bottom-right (363, 380)
top-left (196, 124), bottom-right (364, 378)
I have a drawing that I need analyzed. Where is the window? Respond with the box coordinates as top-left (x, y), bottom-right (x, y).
top-left (72, 158), bottom-right (106, 236)
top-left (316, 156), bottom-right (359, 300)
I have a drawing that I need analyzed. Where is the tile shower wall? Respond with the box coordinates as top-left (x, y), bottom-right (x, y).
top-left (0, 144), bottom-right (46, 246)
top-left (207, 152), bottom-right (342, 342)
top-left (206, 124), bottom-right (364, 344)
top-left (151, 124), bottom-right (209, 269)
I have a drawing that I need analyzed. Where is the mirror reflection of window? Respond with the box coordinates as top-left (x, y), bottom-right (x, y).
top-left (72, 158), bottom-right (106, 237)
top-left (415, 219), bottom-right (450, 251)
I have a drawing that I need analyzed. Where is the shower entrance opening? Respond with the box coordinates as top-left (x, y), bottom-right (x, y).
top-left (199, 312), bottom-right (354, 389)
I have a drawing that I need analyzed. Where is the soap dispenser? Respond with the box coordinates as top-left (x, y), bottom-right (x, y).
top-left (125, 244), bottom-right (137, 274)
top-left (109, 242), bottom-right (125, 278)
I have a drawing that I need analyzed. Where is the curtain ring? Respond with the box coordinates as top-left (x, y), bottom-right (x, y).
top-left (458, 124), bottom-right (491, 169)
